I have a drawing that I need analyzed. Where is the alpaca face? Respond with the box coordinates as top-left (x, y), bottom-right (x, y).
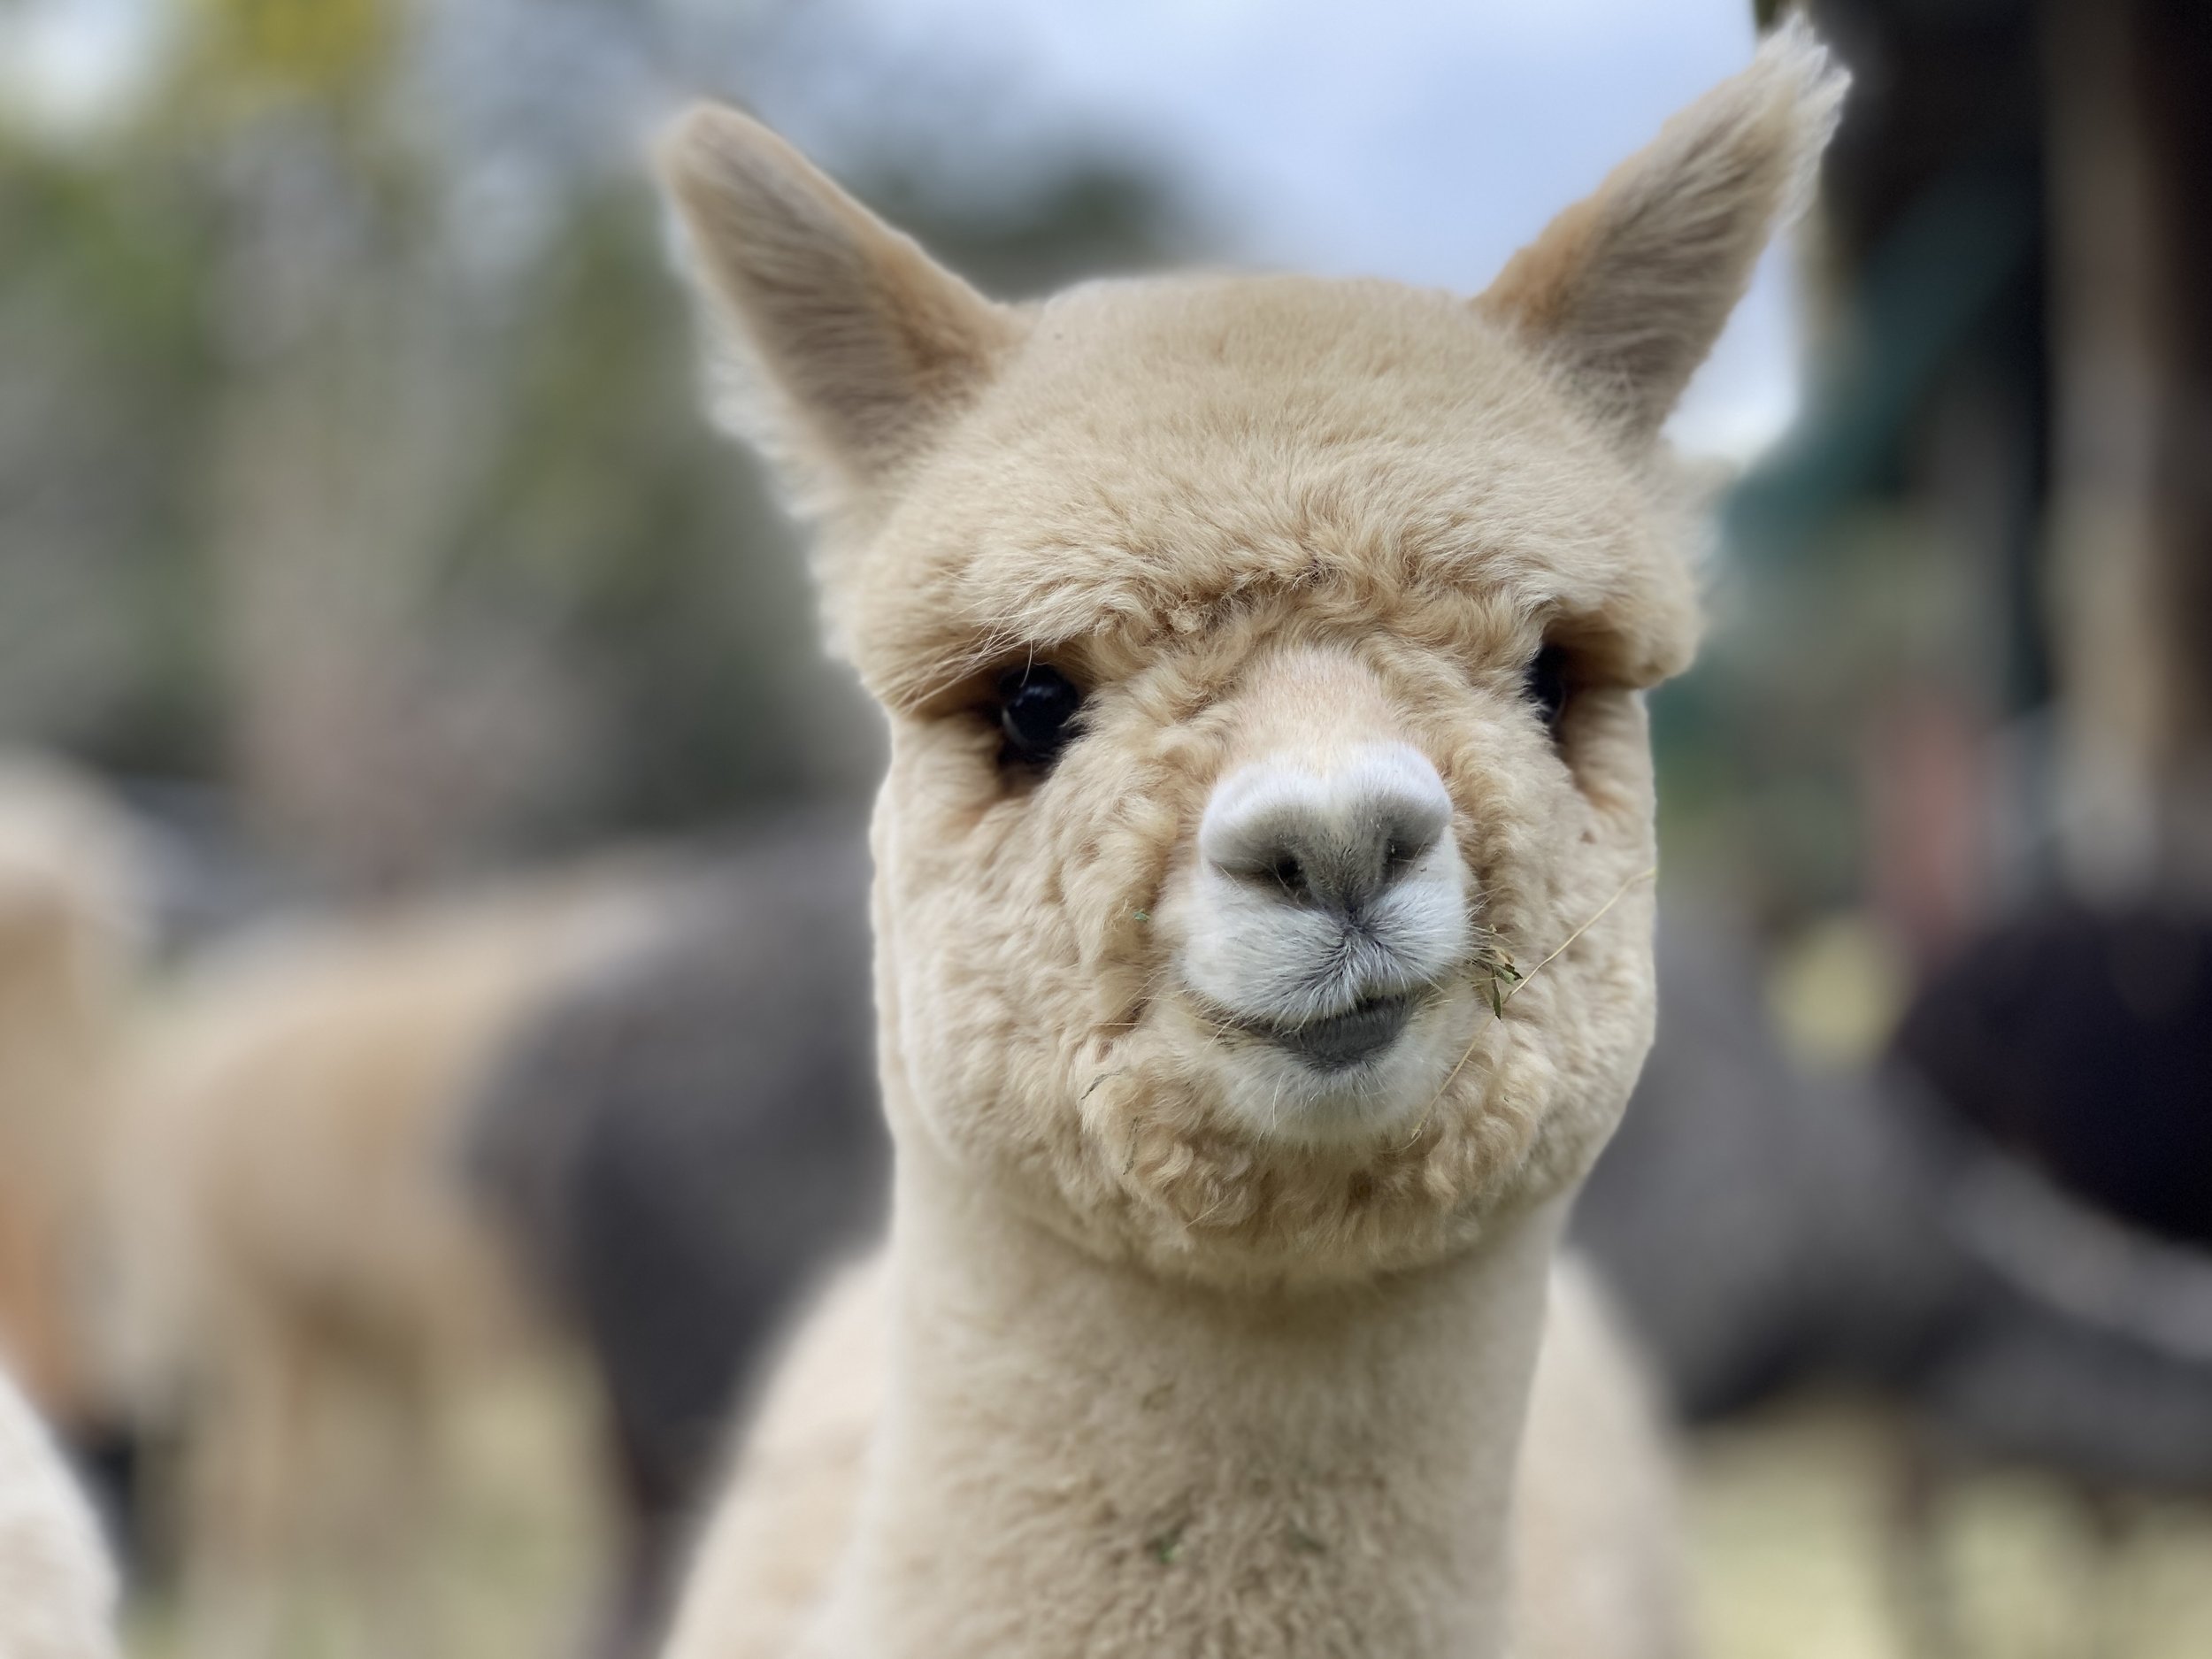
top-left (839, 280), bottom-right (1691, 1279)
top-left (663, 28), bottom-right (1844, 1279)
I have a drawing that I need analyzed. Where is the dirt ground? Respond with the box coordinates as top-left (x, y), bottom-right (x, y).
top-left (123, 1384), bottom-right (2212, 1659)
top-left (124, 1373), bottom-right (606, 1659)
top-left (1690, 1400), bottom-right (2212, 1659)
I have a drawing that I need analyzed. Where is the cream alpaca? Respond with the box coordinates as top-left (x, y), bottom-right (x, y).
top-left (659, 24), bottom-right (1844, 1659)
top-left (0, 1364), bottom-right (117, 1659)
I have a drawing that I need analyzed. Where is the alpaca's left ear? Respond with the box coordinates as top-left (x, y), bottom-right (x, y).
top-left (1478, 18), bottom-right (1847, 444)
top-left (657, 106), bottom-right (1025, 520)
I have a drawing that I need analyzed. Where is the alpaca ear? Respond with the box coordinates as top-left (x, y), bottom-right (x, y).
top-left (1477, 19), bottom-right (1847, 444)
top-left (657, 106), bottom-right (1025, 516)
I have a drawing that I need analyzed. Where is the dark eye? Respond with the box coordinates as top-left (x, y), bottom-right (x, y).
top-left (1523, 644), bottom-right (1571, 733)
top-left (997, 664), bottom-right (1085, 769)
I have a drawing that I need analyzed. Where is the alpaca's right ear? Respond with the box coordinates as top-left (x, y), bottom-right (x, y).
top-left (657, 107), bottom-right (1024, 518)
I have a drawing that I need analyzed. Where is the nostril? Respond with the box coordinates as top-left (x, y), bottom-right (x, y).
top-left (1200, 746), bottom-right (1455, 917)
top-left (1218, 842), bottom-right (1316, 903)
top-left (1223, 824), bottom-right (1422, 915)
top-left (1378, 809), bottom-right (1446, 885)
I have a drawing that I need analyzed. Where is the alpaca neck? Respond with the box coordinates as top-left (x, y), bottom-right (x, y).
top-left (825, 1132), bottom-right (1563, 1659)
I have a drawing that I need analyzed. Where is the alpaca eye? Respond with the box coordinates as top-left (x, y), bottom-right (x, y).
top-left (997, 664), bottom-right (1085, 769)
top-left (1523, 644), bottom-right (1571, 733)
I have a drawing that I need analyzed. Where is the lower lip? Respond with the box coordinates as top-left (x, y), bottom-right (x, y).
top-left (1256, 995), bottom-right (1417, 1071)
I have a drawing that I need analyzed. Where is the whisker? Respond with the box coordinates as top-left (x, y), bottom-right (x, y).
top-left (1395, 864), bottom-right (1656, 1151)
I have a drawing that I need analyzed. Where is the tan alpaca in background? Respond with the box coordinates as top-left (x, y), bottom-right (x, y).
top-left (0, 1362), bottom-right (117, 1659)
top-left (657, 22), bottom-right (1844, 1659)
top-left (106, 866), bottom-right (657, 1655)
top-left (0, 757), bottom-right (142, 1431)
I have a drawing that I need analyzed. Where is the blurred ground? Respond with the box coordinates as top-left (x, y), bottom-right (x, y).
top-left (1690, 1402), bottom-right (2212, 1659)
top-left (124, 1369), bottom-right (608, 1659)
top-left (112, 1379), bottom-right (2212, 1659)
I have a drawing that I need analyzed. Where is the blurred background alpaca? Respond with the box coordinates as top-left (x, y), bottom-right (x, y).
top-left (0, 1), bottom-right (2207, 1656)
top-left (0, 757), bottom-right (142, 1439)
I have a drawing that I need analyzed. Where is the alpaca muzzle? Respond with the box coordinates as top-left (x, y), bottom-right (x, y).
top-left (1179, 740), bottom-right (1471, 1047)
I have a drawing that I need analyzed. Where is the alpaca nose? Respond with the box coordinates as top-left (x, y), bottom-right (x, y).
top-left (1200, 744), bottom-right (1455, 918)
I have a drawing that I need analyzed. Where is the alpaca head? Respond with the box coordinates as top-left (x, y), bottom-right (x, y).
top-left (663, 25), bottom-right (1845, 1284)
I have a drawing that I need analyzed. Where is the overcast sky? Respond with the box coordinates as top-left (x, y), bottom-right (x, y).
top-left (751, 0), bottom-right (1802, 460)
top-left (1, 0), bottom-right (1803, 458)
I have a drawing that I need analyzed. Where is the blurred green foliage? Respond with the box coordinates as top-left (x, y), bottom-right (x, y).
top-left (0, 127), bottom-right (222, 770)
top-left (0, 0), bottom-right (1187, 880)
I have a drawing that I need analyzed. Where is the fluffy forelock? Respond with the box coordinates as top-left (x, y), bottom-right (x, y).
top-left (811, 274), bottom-right (1704, 713)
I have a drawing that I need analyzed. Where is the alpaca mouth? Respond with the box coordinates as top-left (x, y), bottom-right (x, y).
top-left (1249, 993), bottom-right (1417, 1071)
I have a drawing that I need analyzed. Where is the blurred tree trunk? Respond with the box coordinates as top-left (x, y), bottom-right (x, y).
top-left (178, 0), bottom-right (592, 889)
top-left (205, 123), bottom-right (583, 891)
top-left (2044, 0), bottom-right (2212, 897)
